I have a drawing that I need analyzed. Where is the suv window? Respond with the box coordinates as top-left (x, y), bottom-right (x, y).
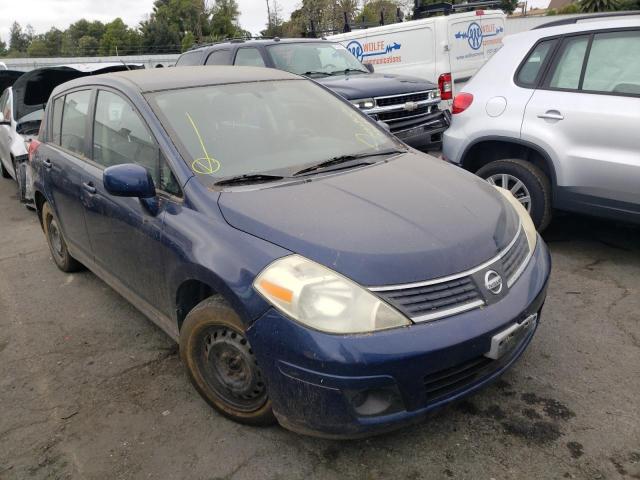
top-left (93, 90), bottom-right (181, 196)
top-left (548, 35), bottom-right (589, 90)
top-left (51, 96), bottom-right (64, 144)
top-left (583, 30), bottom-right (640, 95)
top-left (60, 90), bottom-right (91, 156)
top-left (234, 48), bottom-right (265, 67)
top-left (517, 39), bottom-right (557, 87)
top-left (206, 49), bottom-right (231, 65)
top-left (176, 51), bottom-right (203, 66)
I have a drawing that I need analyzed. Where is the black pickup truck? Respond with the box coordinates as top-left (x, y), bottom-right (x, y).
top-left (176, 38), bottom-right (450, 150)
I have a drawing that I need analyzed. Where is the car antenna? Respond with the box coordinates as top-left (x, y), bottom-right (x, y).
top-left (115, 46), bottom-right (131, 71)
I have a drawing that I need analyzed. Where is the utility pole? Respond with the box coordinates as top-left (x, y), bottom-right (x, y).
top-left (266, 0), bottom-right (272, 31)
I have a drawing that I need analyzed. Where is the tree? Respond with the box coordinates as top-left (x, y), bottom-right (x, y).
top-left (579, 0), bottom-right (620, 11)
top-left (210, 0), bottom-right (243, 39)
top-left (500, 0), bottom-right (519, 14)
top-left (0, 40), bottom-right (8, 56)
top-left (27, 38), bottom-right (49, 57)
top-left (99, 18), bottom-right (141, 55)
top-left (8, 22), bottom-right (30, 53)
top-left (77, 35), bottom-right (100, 56)
top-left (357, 0), bottom-right (402, 25)
top-left (181, 31), bottom-right (196, 51)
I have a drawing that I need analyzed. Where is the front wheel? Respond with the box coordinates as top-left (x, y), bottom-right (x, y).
top-left (477, 159), bottom-right (552, 231)
top-left (179, 296), bottom-right (276, 426)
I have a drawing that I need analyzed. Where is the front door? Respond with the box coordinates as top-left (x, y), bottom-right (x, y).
top-left (81, 89), bottom-right (170, 308)
top-left (522, 29), bottom-right (640, 215)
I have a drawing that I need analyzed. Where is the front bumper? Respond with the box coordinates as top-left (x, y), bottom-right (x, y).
top-left (247, 239), bottom-right (551, 438)
top-left (391, 110), bottom-right (451, 151)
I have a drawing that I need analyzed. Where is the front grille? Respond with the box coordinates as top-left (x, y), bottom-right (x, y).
top-left (376, 92), bottom-right (430, 107)
top-left (377, 106), bottom-right (432, 123)
top-left (423, 337), bottom-right (523, 402)
top-left (375, 276), bottom-right (482, 321)
top-left (502, 229), bottom-right (529, 285)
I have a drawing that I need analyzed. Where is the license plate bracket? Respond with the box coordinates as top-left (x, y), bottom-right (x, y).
top-left (484, 313), bottom-right (538, 360)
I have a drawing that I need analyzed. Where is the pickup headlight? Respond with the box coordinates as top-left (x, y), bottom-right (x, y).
top-left (495, 186), bottom-right (537, 253)
top-left (254, 255), bottom-right (410, 334)
top-left (351, 98), bottom-right (375, 110)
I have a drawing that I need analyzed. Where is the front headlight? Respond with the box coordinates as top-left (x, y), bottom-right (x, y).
top-left (254, 255), bottom-right (410, 334)
top-left (495, 186), bottom-right (537, 253)
top-left (351, 98), bottom-right (375, 110)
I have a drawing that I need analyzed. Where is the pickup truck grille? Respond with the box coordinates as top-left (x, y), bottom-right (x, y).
top-left (365, 90), bottom-right (441, 133)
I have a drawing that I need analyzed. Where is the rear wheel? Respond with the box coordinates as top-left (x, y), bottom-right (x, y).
top-left (41, 202), bottom-right (83, 272)
top-left (0, 160), bottom-right (10, 179)
top-left (477, 159), bottom-right (552, 231)
top-left (179, 296), bottom-right (276, 426)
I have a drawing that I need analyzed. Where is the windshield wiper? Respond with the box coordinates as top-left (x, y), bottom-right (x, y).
top-left (331, 68), bottom-right (368, 75)
top-left (293, 149), bottom-right (406, 176)
top-left (302, 71), bottom-right (332, 77)
top-left (214, 174), bottom-right (286, 186)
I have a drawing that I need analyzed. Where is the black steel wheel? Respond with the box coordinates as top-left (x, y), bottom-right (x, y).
top-left (41, 202), bottom-right (83, 272)
top-left (179, 296), bottom-right (276, 426)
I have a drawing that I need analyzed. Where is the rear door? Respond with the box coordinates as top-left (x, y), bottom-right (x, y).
top-left (521, 28), bottom-right (640, 216)
top-left (81, 88), bottom-right (179, 308)
top-left (43, 89), bottom-right (93, 256)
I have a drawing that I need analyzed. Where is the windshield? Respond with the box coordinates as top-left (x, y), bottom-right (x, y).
top-left (267, 42), bottom-right (368, 76)
top-left (147, 79), bottom-right (398, 184)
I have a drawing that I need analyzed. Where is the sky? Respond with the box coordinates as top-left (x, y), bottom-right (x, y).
top-left (0, 0), bottom-right (301, 45)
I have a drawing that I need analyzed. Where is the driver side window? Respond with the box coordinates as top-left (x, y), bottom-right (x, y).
top-left (93, 90), bottom-right (181, 197)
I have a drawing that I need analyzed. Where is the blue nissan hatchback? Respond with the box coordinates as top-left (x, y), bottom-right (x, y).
top-left (32, 67), bottom-right (550, 438)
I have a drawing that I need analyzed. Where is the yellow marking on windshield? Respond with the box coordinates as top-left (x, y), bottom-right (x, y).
top-left (186, 112), bottom-right (221, 175)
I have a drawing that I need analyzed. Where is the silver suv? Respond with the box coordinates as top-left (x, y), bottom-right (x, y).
top-left (443, 15), bottom-right (640, 230)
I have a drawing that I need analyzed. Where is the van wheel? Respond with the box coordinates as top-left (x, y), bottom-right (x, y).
top-left (179, 296), bottom-right (276, 426)
top-left (1, 161), bottom-right (10, 179)
top-left (41, 202), bottom-right (83, 272)
top-left (477, 159), bottom-right (552, 231)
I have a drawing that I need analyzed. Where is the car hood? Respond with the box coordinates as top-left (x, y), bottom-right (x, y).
top-left (13, 64), bottom-right (141, 121)
top-left (218, 152), bottom-right (520, 287)
top-left (315, 72), bottom-right (436, 100)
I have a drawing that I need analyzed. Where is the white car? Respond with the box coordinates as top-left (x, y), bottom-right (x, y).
top-left (329, 7), bottom-right (506, 106)
top-left (0, 63), bottom-right (141, 205)
top-left (443, 14), bottom-right (640, 230)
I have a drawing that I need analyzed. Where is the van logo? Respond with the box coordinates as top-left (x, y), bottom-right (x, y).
top-left (404, 101), bottom-right (418, 111)
top-left (346, 40), bottom-right (402, 62)
top-left (455, 23), bottom-right (504, 51)
top-left (484, 270), bottom-right (503, 295)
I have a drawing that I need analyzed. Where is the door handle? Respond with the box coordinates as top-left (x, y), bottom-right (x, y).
top-left (43, 159), bottom-right (52, 169)
top-left (82, 182), bottom-right (97, 194)
top-left (537, 110), bottom-right (564, 121)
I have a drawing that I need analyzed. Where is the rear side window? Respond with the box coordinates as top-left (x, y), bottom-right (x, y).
top-left (234, 48), bottom-right (265, 67)
top-left (582, 30), bottom-right (640, 95)
top-left (176, 51), bottom-right (202, 66)
top-left (548, 35), bottom-right (589, 90)
top-left (516, 39), bottom-right (557, 87)
top-left (205, 50), bottom-right (231, 65)
top-left (51, 96), bottom-right (64, 144)
top-left (60, 90), bottom-right (91, 156)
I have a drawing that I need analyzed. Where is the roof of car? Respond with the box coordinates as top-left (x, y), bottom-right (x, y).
top-left (53, 66), bottom-right (302, 94)
top-left (505, 16), bottom-right (640, 45)
top-left (188, 37), bottom-right (331, 52)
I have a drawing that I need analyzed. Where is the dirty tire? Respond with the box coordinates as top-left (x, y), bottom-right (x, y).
top-left (0, 160), bottom-right (10, 179)
top-left (180, 296), bottom-right (276, 426)
top-left (477, 159), bottom-right (552, 231)
top-left (41, 202), bottom-right (83, 272)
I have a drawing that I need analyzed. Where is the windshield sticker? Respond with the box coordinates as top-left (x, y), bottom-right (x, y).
top-left (345, 107), bottom-right (383, 150)
top-left (185, 112), bottom-right (221, 175)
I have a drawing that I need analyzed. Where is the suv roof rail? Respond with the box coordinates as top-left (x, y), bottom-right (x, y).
top-left (187, 36), bottom-right (277, 51)
top-left (414, 0), bottom-right (502, 18)
top-left (533, 11), bottom-right (640, 29)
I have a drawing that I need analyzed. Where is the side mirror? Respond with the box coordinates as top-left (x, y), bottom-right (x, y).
top-left (364, 63), bottom-right (374, 73)
top-left (103, 164), bottom-right (156, 198)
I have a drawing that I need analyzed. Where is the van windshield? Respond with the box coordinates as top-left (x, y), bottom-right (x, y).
top-left (147, 79), bottom-right (399, 184)
top-left (267, 42), bottom-right (368, 76)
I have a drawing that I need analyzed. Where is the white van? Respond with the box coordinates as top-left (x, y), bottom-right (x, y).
top-left (328, 10), bottom-right (506, 105)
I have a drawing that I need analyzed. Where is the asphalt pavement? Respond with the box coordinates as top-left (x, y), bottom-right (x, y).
top-left (0, 175), bottom-right (638, 480)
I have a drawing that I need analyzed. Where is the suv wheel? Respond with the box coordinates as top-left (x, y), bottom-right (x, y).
top-left (41, 202), bottom-right (83, 272)
top-left (477, 159), bottom-right (552, 231)
top-left (179, 296), bottom-right (276, 426)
